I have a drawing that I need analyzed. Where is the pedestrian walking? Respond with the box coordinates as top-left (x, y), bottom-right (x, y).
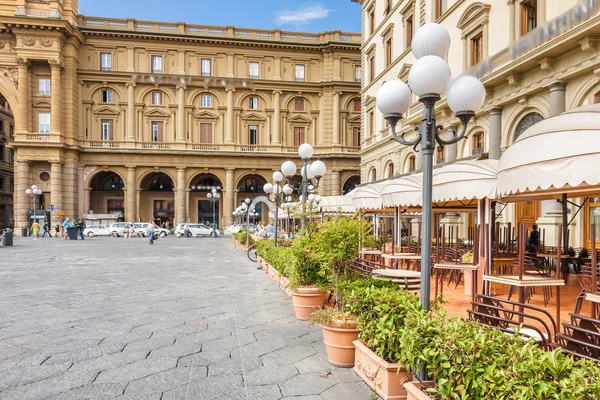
top-left (63, 218), bottom-right (70, 240)
top-left (54, 222), bottom-right (60, 237)
top-left (42, 221), bottom-right (50, 238)
top-left (78, 219), bottom-right (86, 240)
top-left (148, 220), bottom-right (156, 245)
top-left (31, 220), bottom-right (40, 240)
top-left (128, 224), bottom-right (135, 238)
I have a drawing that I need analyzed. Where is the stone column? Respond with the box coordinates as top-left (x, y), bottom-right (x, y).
top-left (136, 189), bottom-right (141, 222)
top-left (49, 60), bottom-right (62, 136)
top-left (333, 92), bottom-right (341, 145)
top-left (273, 91), bottom-right (281, 144)
top-left (83, 188), bottom-right (91, 216)
top-left (332, 171), bottom-right (342, 196)
top-left (50, 162), bottom-right (63, 214)
top-left (126, 166), bottom-right (136, 222)
top-left (549, 82), bottom-right (567, 117)
top-left (16, 58), bottom-right (30, 134)
top-left (226, 89), bottom-right (234, 143)
top-left (224, 169), bottom-right (234, 226)
top-left (126, 83), bottom-right (136, 141)
top-left (446, 143), bottom-right (458, 162)
top-left (15, 161), bottom-right (29, 232)
top-left (176, 167), bottom-right (186, 223)
top-left (177, 86), bottom-right (186, 142)
top-left (488, 108), bottom-right (503, 160)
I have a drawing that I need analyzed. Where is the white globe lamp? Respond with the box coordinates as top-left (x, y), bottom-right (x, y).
top-left (446, 75), bottom-right (486, 113)
top-left (376, 80), bottom-right (412, 116)
top-left (281, 161), bottom-right (297, 177)
top-left (263, 183), bottom-right (274, 194)
top-left (411, 23), bottom-right (451, 59)
top-left (408, 56), bottom-right (451, 97)
top-left (283, 184), bottom-right (293, 195)
top-left (272, 171), bottom-right (283, 183)
top-left (310, 160), bottom-right (326, 178)
top-left (298, 143), bottom-right (314, 160)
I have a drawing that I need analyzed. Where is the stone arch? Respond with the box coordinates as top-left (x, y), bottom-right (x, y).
top-left (189, 89), bottom-right (224, 108)
top-left (138, 87), bottom-right (175, 105)
top-left (368, 167), bottom-right (377, 182)
top-left (283, 95), bottom-right (315, 111)
top-left (383, 159), bottom-right (395, 178)
top-left (187, 171), bottom-right (226, 190)
top-left (458, 125), bottom-right (487, 158)
top-left (343, 95), bottom-right (361, 111)
top-left (399, 150), bottom-right (417, 174)
top-left (457, 2), bottom-right (491, 30)
top-left (137, 169), bottom-right (177, 191)
top-left (238, 92), bottom-right (270, 109)
top-left (570, 75), bottom-right (600, 108)
top-left (343, 174), bottom-right (361, 194)
top-left (88, 84), bottom-right (126, 104)
top-left (504, 104), bottom-right (548, 148)
top-left (235, 172), bottom-right (269, 193)
top-left (85, 168), bottom-right (126, 190)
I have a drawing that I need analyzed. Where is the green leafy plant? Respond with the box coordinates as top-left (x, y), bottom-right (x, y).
top-left (461, 251), bottom-right (474, 263)
top-left (308, 307), bottom-right (356, 328)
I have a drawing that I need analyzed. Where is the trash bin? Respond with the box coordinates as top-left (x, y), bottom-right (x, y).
top-left (21, 227), bottom-right (28, 237)
top-left (3, 229), bottom-right (13, 246)
top-left (66, 226), bottom-right (79, 240)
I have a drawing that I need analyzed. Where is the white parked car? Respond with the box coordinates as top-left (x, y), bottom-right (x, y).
top-left (108, 222), bottom-right (134, 237)
top-left (134, 223), bottom-right (169, 237)
top-left (83, 225), bottom-right (111, 237)
top-left (174, 223), bottom-right (188, 237)
top-left (176, 224), bottom-right (215, 238)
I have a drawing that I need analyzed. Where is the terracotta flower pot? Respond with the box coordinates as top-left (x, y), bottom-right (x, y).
top-left (321, 320), bottom-right (359, 367)
top-left (404, 381), bottom-right (435, 400)
top-left (353, 340), bottom-right (412, 400)
top-left (280, 276), bottom-right (289, 290)
top-left (290, 287), bottom-right (328, 320)
top-left (264, 262), bottom-right (270, 273)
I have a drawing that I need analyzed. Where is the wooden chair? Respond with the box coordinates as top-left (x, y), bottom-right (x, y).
top-left (468, 294), bottom-right (557, 350)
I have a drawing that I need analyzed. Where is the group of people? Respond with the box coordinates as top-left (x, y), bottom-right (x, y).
top-left (256, 222), bottom-right (274, 239)
top-left (30, 218), bottom-right (87, 240)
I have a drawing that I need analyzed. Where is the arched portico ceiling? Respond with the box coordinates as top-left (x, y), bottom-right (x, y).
top-left (141, 172), bottom-right (175, 192)
top-left (90, 171), bottom-right (125, 191)
top-left (190, 173), bottom-right (222, 191)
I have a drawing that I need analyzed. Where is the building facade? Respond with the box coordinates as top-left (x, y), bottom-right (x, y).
top-left (352, 0), bottom-right (600, 247)
top-left (0, 0), bottom-right (362, 231)
top-left (0, 93), bottom-right (14, 228)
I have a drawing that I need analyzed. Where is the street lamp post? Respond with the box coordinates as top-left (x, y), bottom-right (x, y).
top-left (263, 172), bottom-right (294, 246)
top-left (206, 188), bottom-right (221, 237)
top-left (376, 23), bottom-right (486, 312)
top-left (25, 185), bottom-right (43, 229)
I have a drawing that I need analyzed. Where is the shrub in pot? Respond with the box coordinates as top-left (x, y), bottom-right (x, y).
top-left (309, 307), bottom-right (358, 367)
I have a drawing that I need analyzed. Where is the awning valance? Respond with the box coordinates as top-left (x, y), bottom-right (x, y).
top-left (498, 104), bottom-right (600, 198)
top-left (353, 183), bottom-right (387, 210)
top-left (432, 160), bottom-right (498, 202)
top-left (318, 190), bottom-right (357, 213)
top-left (382, 174), bottom-right (422, 208)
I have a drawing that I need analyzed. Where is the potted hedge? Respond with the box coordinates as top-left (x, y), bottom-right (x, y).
top-left (343, 280), bottom-right (423, 400)
top-left (397, 309), bottom-right (600, 399)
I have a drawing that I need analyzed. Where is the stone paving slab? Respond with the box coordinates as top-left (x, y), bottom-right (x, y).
top-left (0, 237), bottom-right (375, 399)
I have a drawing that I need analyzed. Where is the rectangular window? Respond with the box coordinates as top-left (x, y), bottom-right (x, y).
top-left (101, 119), bottom-right (113, 141)
top-left (355, 66), bottom-right (361, 83)
top-left (39, 113), bottom-right (50, 133)
top-left (39, 79), bottom-right (50, 95)
top-left (294, 98), bottom-right (305, 112)
top-left (406, 16), bottom-right (414, 48)
top-left (0, 145), bottom-right (4, 162)
top-left (101, 90), bottom-right (112, 103)
top-left (521, 0), bottom-right (537, 35)
top-left (384, 0), bottom-right (392, 15)
top-left (201, 58), bottom-right (211, 77)
top-left (152, 55), bottom-right (163, 73)
top-left (369, 10), bottom-right (375, 35)
top-left (353, 99), bottom-right (361, 112)
top-left (435, 0), bottom-right (445, 19)
top-left (369, 111), bottom-right (374, 137)
top-left (249, 62), bottom-right (259, 79)
top-left (151, 121), bottom-right (164, 142)
top-left (199, 123), bottom-right (213, 143)
top-left (248, 97), bottom-right (259, 109)
top-left (249, 125), bottom-right (259, 145)
top-left (0, 120), bottom-right (3, 134)
top-left (295, 65), bottom-right (305, 82)
top-left (369, 56), bottom-right (375, 82)
top-left (9, 150), bottom-right (13, 165)
top-left (152, 92), bottom-right (162, 105)
top-left (201, 94), bottom-right (212, 108)
top-left (352, 127), bottom-right (360, 147)
top-left (385, 38), bottom-right (393, 66)
top-left (293, 127), bottom-right (305, 146)
top-left (471, 33), bottom-right (483, 65)
top-left (100, 52), bottom-right (112, 71)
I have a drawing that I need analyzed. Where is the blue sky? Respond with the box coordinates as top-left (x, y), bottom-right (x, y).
top-left (79, 1), bottom-right (362, 33)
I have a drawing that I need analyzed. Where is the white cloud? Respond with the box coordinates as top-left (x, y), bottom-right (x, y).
top-left (275, 4), bottom-right (330, 26)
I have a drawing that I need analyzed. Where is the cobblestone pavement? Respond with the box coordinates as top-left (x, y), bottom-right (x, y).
top-left (0, 236), bottom-right (374, 400)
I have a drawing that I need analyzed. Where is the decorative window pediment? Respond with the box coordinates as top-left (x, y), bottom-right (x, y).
top-left (241, 112), bottom-right (266, 122)
top-left (193, 110), bottom-right (219, 120)
top-left (144, 108), bottom-right (170, 118)
top-left (93, 106), bottom-right (120, 117)
top-left (397, 63), bottom-right (412, 83)
top-left (288, 115), bottom-right (312, 124)
top-left (457, 2), bottom-right (491, 35)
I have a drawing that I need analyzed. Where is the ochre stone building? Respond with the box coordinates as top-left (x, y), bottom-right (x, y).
top-left (0, 93), bottom-right (13, 228)
top-left (0, 0), bottom-right (361, 231)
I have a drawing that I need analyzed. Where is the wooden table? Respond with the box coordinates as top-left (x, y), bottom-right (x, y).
top-left (381, 253), bottom-right (418, 269)
top-left (434, 263), bottom-right (479, 300)
top-left (490, 257), bottom-right (516, 295)
top-left (360, 249), bottom-right (382, 263)
top-left (483, 275), bottom-right (565, 330)
top-left (586, 293), bottom-right (600, 304)
top-left (371, 269), bottom-right (421, 292)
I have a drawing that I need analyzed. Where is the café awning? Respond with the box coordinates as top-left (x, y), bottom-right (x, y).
top-left (353, 182), bottom-right (387, 210)
top-left (432, 160), bottom-right (498, 202)
top-left (318, 189), bottom-right (357, 213)
top-left (498, 103), bottom-right (600, 200)
top-left (382, 174), bottom-right (422, 208)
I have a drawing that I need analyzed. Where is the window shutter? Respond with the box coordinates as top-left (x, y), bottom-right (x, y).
top-left (108, 120), bottom-right (114, 140)
top-left (200, 123), bottom-right (213, 143)
top-left (157, 121), bottom-right (164, 142)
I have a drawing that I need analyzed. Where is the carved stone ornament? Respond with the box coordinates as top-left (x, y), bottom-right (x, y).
top-left (0, 66), bottom-right (18, 88)
top-left (15, 57), bottom-right (30, 68)
top-left (22, 37), bottom-right (36, 46)
top-left (40, 38), bottom-right (54, 48)
top-left (49, 59), bottom-right (63, 70)
top-left (0, 41), bottom-right (5, 49)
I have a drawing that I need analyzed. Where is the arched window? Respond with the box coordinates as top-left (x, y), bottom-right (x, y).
top-left (594, 91), bottom-right (600, 104)
top-left (386, 162), bottom-right (394, 178)
top-left (436, 147), bottom-right (445, 164)
top-left (369, 168), bottom-right (377, 182)
top-left (514, 112), bottom-right (544, 142)
top-left (343, 175), bottom-right (360, 194)
top-left (407, 155), bottom-right (416, 172)
top-left (472, 131), bottom-right (484, 155)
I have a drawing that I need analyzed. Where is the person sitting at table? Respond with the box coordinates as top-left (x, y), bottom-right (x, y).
top-left (528, 224), bottom-right (540, 248)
